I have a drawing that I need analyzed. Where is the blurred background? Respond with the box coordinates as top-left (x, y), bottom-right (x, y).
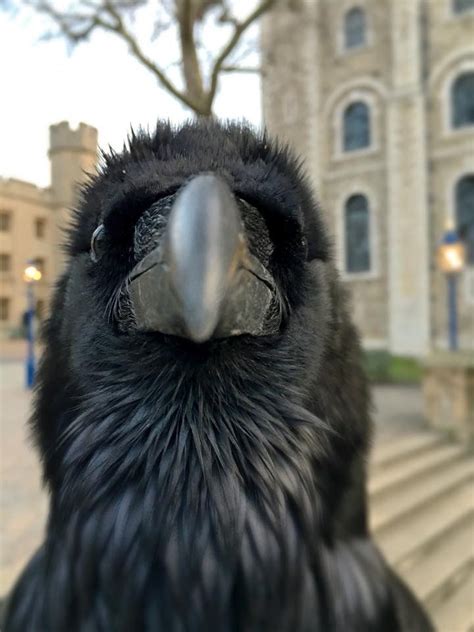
top-left (0, 0), bottom-right (473, 629)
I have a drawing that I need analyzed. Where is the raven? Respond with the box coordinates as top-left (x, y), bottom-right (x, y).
top-left (5, 120), bottom-right (433, 631)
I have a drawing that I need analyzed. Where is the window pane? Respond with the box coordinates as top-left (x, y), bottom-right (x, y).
top-left (0, 298), bottom-right (10, 321)
top-left (452, 72), bottom-right (474, 128)
top-left (343, 101), bottom-right (370, 151)
top-left (345, 194), bottom-right (371, 273)
top-left (0, 212), bottom-right (11, 231)
top-left (35, 218), bottom-right (46, 239)
top-left (345, 7), bottom-right (366, 49)
top-left (0, 254), bottom-right (11, 272)
top-left (453, 0), bottom-right (474, 13)
top-left (456, 175), bottom-right (474, 264)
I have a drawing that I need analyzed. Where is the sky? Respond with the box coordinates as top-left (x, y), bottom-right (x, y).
top-left (0, 6), bottom-right (262, 188)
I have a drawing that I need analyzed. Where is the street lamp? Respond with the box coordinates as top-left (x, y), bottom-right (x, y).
top-left (437, 224), bottom-right (466, 351)
top-left (23, 261), bottom-right (42, 388)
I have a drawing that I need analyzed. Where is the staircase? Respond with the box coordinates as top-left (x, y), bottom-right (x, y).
top-left (370, 431), bottom-right (474, 632)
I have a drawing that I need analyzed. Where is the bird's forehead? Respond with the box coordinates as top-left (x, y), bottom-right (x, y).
top-left (100, 158), bottom-right (304, 231)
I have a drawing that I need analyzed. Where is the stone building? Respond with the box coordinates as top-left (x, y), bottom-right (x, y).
top-left (0, 122), bottom-right (97, 336)
top-left (261, 0), bottom-right (474, 355)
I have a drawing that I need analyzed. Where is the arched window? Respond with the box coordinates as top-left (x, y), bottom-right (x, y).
top-left (453, 0), bottom-right (474, 14)
top-left (343, 101), bottom-right (371, 151)
top-left (456, 175), bottom-right (474, 264)
top-left (344, 7), bottom-right (366, 50)
top-left (345, 194), bottom-right (371, 273)
top-left (452, 72), bottom-right (474, 128)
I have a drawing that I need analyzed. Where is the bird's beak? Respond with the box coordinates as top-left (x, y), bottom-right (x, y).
top-left (127, 174), bottom-right (280, 342)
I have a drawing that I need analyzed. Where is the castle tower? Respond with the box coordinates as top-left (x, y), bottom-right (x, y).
top-left (261, 0), bottom-right (453, 357)
top-left (261, 0), bottom-right (321, 193)
top-left (49, 121), bottom-right (98, 274)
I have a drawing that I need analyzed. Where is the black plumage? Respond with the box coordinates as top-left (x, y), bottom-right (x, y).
top-left (5, 120), bottom-right (433, 631)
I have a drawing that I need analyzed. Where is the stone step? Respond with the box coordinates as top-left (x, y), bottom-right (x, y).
top-left (400, 517), bottom-right (474, 607)
top-left (398, 512), bottom-right (474, 579)
top-left (371, 433), bottom-right (445, 472)
top-left (370, 459), bottom-right (474, 533)
top-left (375, 479), bottom-right (474, 568)
top-left (431, 562), bottom-right (474, 632)
top-left (369, 443), bottom-right (465, 499)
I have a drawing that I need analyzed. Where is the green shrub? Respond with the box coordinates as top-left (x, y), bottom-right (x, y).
top-left (362, 350), bottom-right (391, 382)
top-left (363, 351), bottom-right (421, 384)
top-left (388, 356), bottom-right (422, 383)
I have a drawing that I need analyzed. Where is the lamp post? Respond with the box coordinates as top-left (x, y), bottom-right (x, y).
top-left (437, 225), bottom-right (466, 351)
top-left (23, 262), bottom-right (42, 388)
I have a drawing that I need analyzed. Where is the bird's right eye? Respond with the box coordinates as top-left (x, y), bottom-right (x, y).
top-left (90, 224), bottom-right (106, 262)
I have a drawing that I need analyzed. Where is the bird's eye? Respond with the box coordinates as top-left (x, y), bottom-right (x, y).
top-left (90, 224), bottom-right (106, 262)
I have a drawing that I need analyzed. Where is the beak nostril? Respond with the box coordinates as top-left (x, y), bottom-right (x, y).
top-left (126, 173), bottom-right (282, 341)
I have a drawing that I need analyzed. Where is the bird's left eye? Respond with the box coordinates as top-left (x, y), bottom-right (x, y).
top-left (90, 224), bottom-right (106, 262)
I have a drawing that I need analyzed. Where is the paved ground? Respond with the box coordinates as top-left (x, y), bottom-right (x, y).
top-left (0, 341), bottom-right (427, 598)
top-left (0, 358), bottom-right (47, 596)
top-left (372, 383), bottom-right (426, 436)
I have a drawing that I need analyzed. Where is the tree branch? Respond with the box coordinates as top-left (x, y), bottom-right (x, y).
top-left (206, 0), bottom-right (275, 110)
top-left (104, 1), bottom-right (210, 114)
top-left (25, 0), bottom-right (275, 117)
top-left (221, 65), bottom-right (260, 73)
top-left (176, 0), bottom-right (207, 112)
top-left (35, 0), bottom-right (209, 114)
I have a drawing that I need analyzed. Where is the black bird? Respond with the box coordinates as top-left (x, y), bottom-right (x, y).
top-left (4, 120), bottom-right (433, 632)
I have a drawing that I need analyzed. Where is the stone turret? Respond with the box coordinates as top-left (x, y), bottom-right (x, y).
top-left (48, 121), bottom-right (98, 273)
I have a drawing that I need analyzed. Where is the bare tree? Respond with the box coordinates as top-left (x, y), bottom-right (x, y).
top-left (17, 0), bottom-right (275, 116)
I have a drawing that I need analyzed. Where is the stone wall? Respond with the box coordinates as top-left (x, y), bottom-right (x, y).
top-left (425, 2), bottom-right (474, 350)
top-left (386, 0), bottom-right (430, 356)
top-left (0, 179), bottom-right (54, 335)
top-left (261, 0), bottom-right (474, 355)
top-left (423, 353), bottom-right (474, 443)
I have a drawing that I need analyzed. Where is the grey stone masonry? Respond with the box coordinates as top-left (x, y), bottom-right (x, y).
top-left (261, 0), bottom-right (474, 355)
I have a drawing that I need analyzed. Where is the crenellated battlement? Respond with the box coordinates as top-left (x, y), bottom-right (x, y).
top-left (49, 121), bottom-right (98, 156)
